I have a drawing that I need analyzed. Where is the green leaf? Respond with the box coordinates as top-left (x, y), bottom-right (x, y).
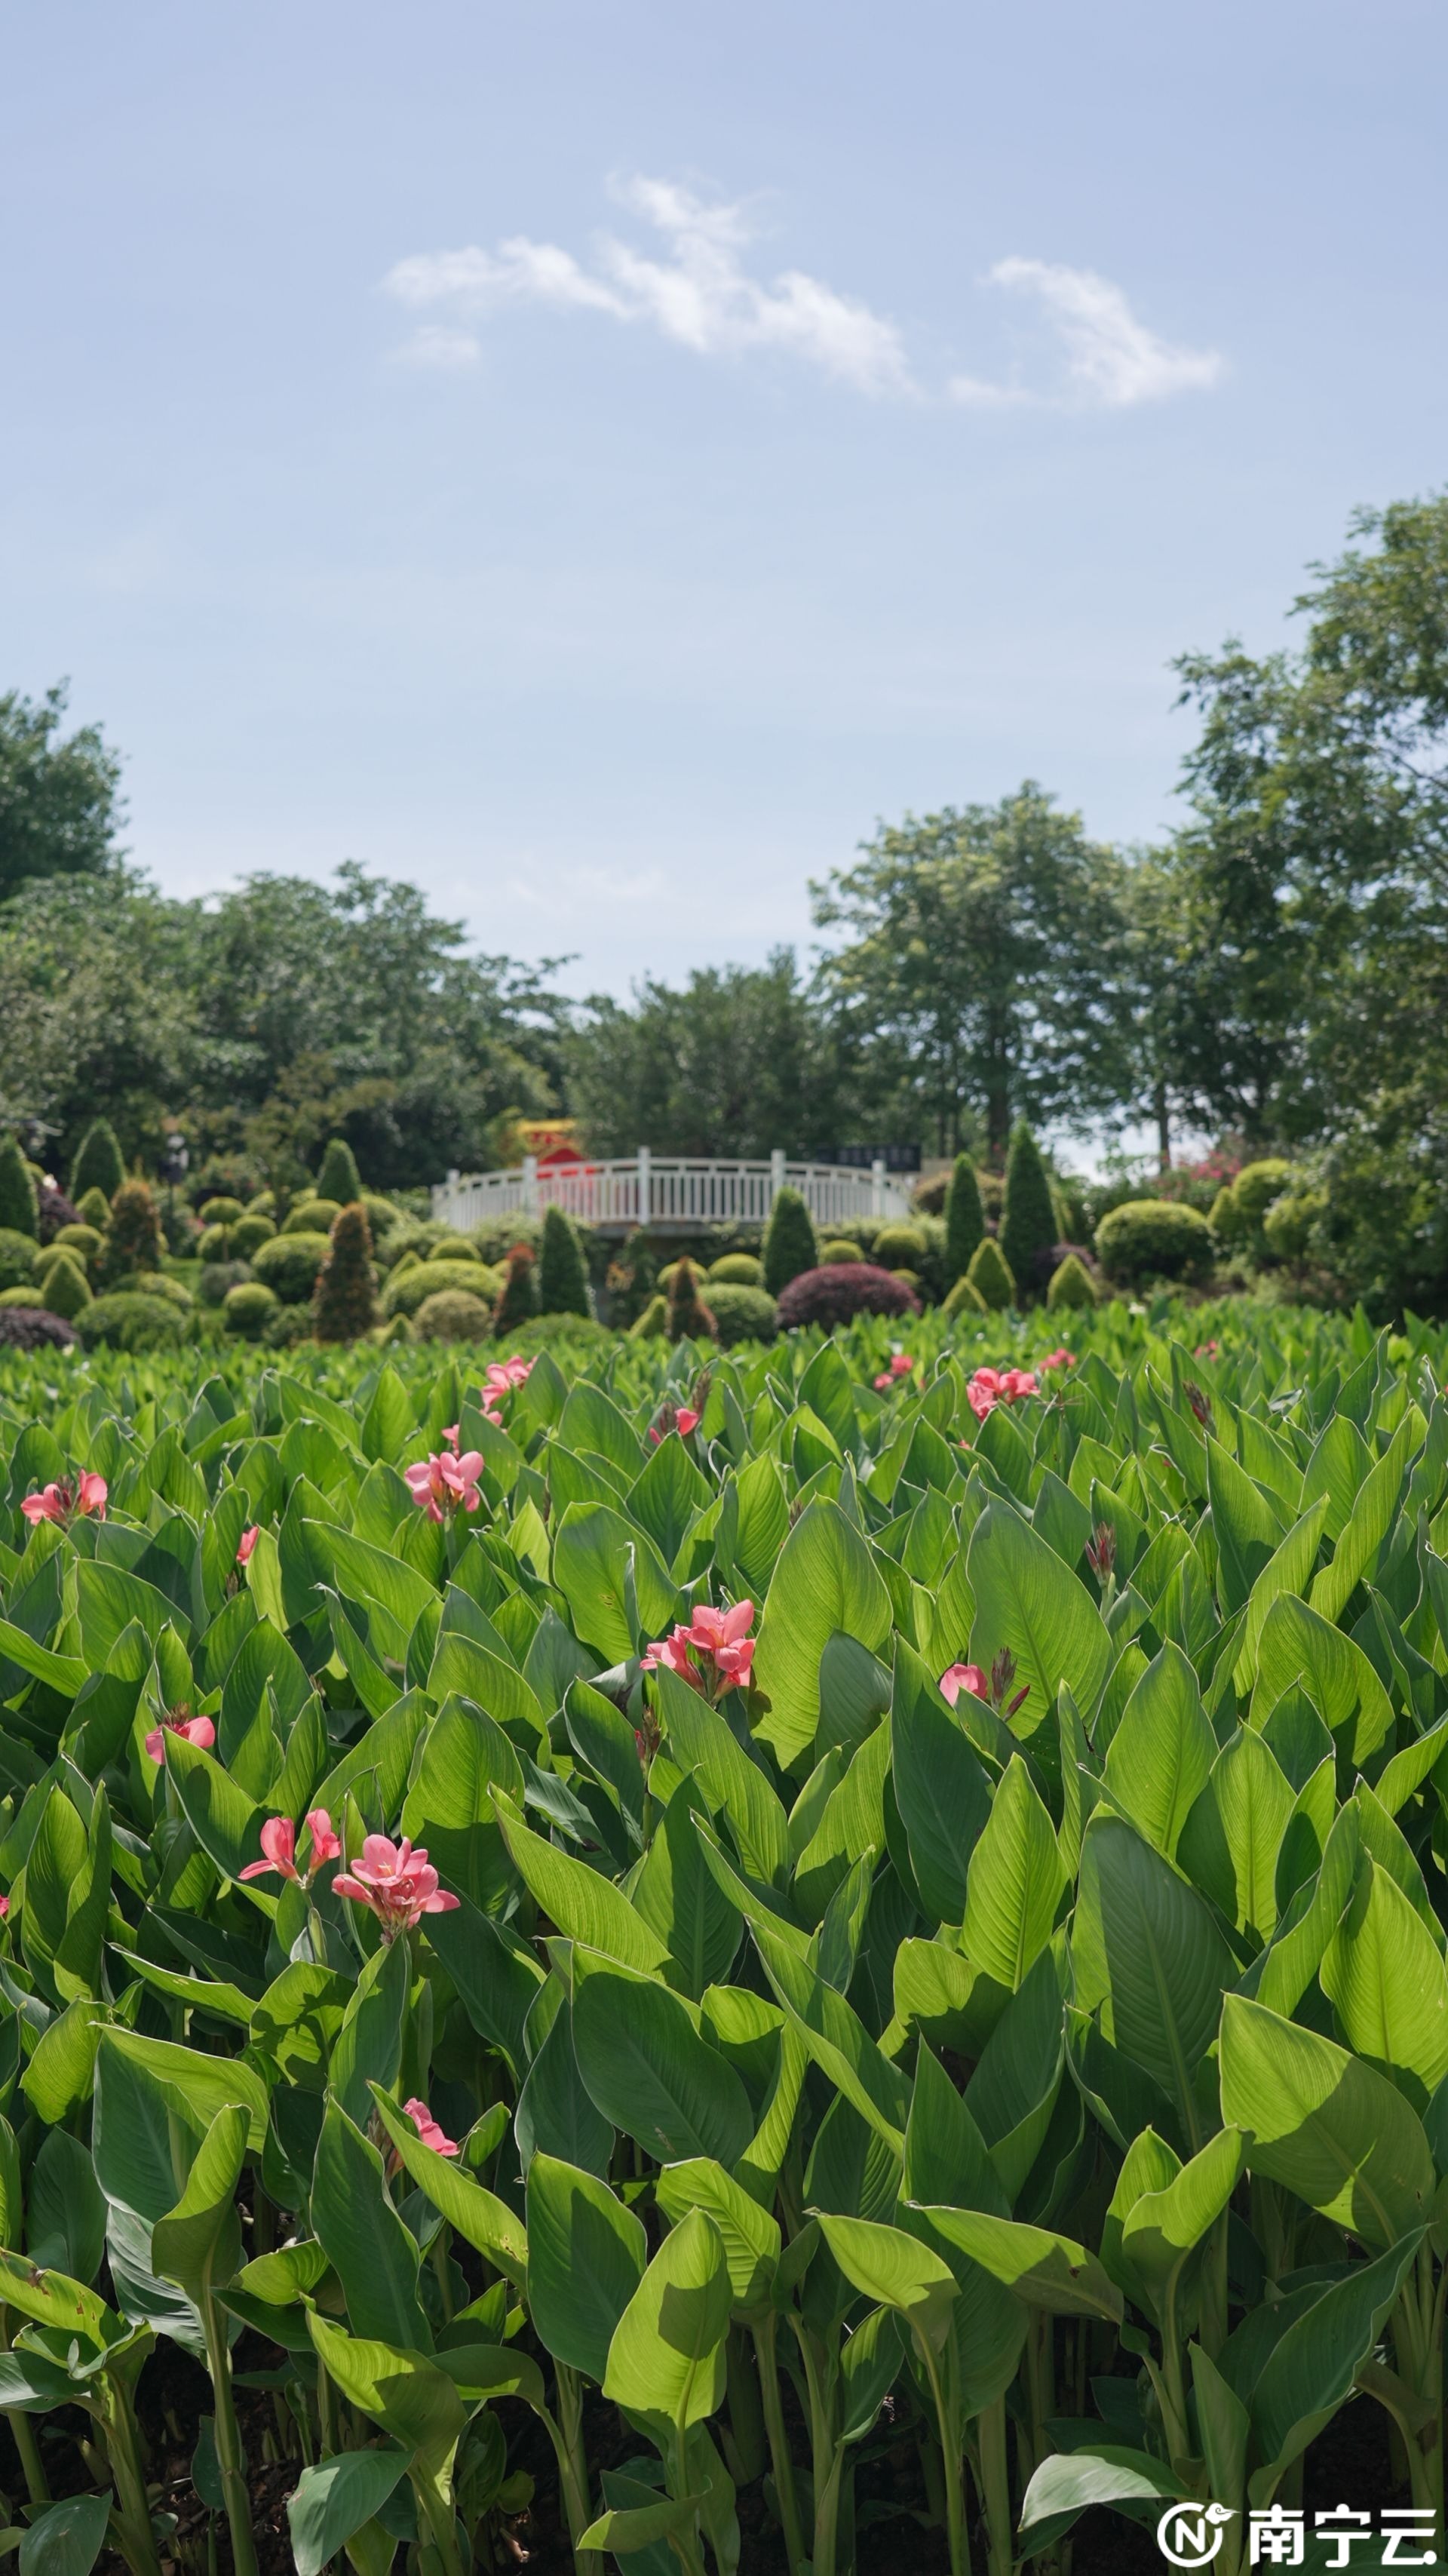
top-left (330, 1936), bottom-right (409, 2129)
top-left (1118, 2126), bottom-right (1246, 2310)
top-left (632, 1790), bottom-right (742, 2000)
top-left (907, 2205), bottom-right (1122, 2320)
top-left (370, 2089), bottom-right (529, 2289)
top-left (16, 2494), bottom-right (112, 2576)
top-left (656, 2157), bottom-right (781, 2314)
top-left (1204, 1436), bottom-right (1286, 1614)
top-left (603, 2206), bottom-right (731, 2428)
top-left (748, 1912), bottom-right (908, 2148)
top-left (967, 1499), bottom-right (1111, 1725)
top-left (1019, 2449), bottom-right (1184, 2549)
top-left (306, 2312), bottom-right (464, 2482)
top-left (525, 2151), bottom-right (646, 2381)
top-left (287, 2447), bottom-right (413, 2576)
top-left (1072, 1815), bottom-right (1234, 2151)
top-left (1101, 1644), bottom-right (1214, 1860)
top-left (1320, 1858), bottom-right (1448, 2109)
top-left (1178, 1727), bottom-right (1295, 1939)
top-left (26, 2131), bottom-right (106, 2286)
top-left (752, 1500), bottom-right (893, 1767)
top-left (1219, 1995), bottom-right (1435, 2250)
top-left (571, 1953), bottom-right (753, 2166)
top-left (961, 1755), bottom-right (1065, 1994)
top-left (1250, 2233), bottom-right (1423, 2476)
top-left (888, 1640), bottom-right (992, 1923)
top-left (491, 1792), bottom-right (671, 1975)
top-left (655, 1668), bottom-right (790, 1889)
top-left (98, 2027), bottom-right (268, 2159)
top-left (552, 1501), bottom-right (680, 1663)
top-left (1255, 1592), bottom-right (1393, 1767)
top-left (309, 2099), bottom-right (430, 2350)
top-left (152, 2102), bottom-right (247, 2303)
top-left (162, 1730), bottom-right (265, 1884)
top-left (576, 2493), bottom-right (710, 2554)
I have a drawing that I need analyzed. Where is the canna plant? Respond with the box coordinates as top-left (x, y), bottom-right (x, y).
top-left (0, 1296), bottom-right (1443, 2571)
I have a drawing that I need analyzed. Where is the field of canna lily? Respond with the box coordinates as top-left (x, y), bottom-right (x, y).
top-left (0, 1294), bottom-right (1444, 2574)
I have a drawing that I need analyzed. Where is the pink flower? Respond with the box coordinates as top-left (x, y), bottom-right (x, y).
top-left (640, 1628), bottom-right (700, 1687)
top-left (20, 1472), bottom-right (108, 1528)
top-left (402, 2096), bottom-right (459, 2157)
top-left (890, 1353), bottom-right (913, 1377)
top-left (238, 1808), bottom-right (340, 1884)
top-left (332, 1833), bottom-right (460, 1939)
top-left (236, 1525), bottom-right (260, 1566)
top-left (144, 1711), bottom-right (217, 1767)
top-left (643, 1600), bottom-right (756, 1697)
top-left (964, 1365), bottom-right (1039, 1423)
top-left (940, 1663), bottom-right (989, 1706)
top-left (0, 1894), bottom-right (10, 1920)
top-left (649, 1405), bottom-right (701, 1446)
top-left (1042, 1349), bottom-right (1075, 1371)
top-left (403, 1449), bottom-right (484, 1522)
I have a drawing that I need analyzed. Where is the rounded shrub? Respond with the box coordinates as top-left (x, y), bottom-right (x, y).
top-left (198, 1222), bottom-right (236, 1263)
top-left (313, 1204), bottom-right (379, 1343)
top-left (872, 1222), bottom-right (926, 1270)
top-left (382, 1258), bottom-right (493, 1323)
top-left (222, 1281), bottom-right (281, 1340)
top-left (389, 1247), bottom-right (422, 1280)
top-left (250, 1231), bottom-right (332, 1304)
top-left (495, 1313), bottom-right (612, 1355)
top-left (944, 1156), bottom-right (986, 1286)
top-left (199, 1195), bottom-right (247, 1227)
top-left (1262, 1188), bottom-right (1327, 1263)
top-left (78, 1292), bottom-right (186, 1352)
top-left (762, 1187), bottom-right (818, 1297)
top-left (69, 1119), bottom-right (125, 1206)
top-left (137, 1271), bottom-right (193, 1309)
top-left (817, 1239), bottom-right (864, 1266)
top-left (426, 1235), bottom-right (483, 1264)
top-left (628, 1293), bottom-right (668, 1338)
top-left (0, 1305), bottom-right (77, 1350)
top-left (200, 1260), bottom-right (253, 1309)
top-left (35, 1252), bottom-right (91, 1320)
top-left (1232, 1159), bottom-right (1295, 1225)
top-left (941, 1273), bottom-right (989, 1320)
top-left (999, 1123), bottom-right (1058, 1300)
top-left (1094, 1198), bottom-right (1213, 1287)
top-left (316, 1137), bottom-right (363, 1206)
top-left (233, 1212), bottom-right (277, 1258)
top-left (265, 1306), bottom-right (312, 1349)
top-left (413, 1288), bottom-right (494, 1343)
top-left (706, 1283), bottom-right (778, 1347)
top-left (708, 1251), bottom-right (764, 1285)
top-left (967, 1238), bottom-right (1017, 1310)
top-left (0, 1137), bottom-right (38, 1240)
top-left (0, 1287), bottom-right (44, 1308)
top-left (776, 1263), bottom-right (921, 1331)
top-left (1047, 1252), bottom-right (1098, 1312)
top-left (53, 1223), bottom-right (102, 1267)
top-left (0, 1230), bottom-right (37, 1291)
top-left (247, 1190), bottom-right (277, 1217)
top-left (538, 1205), bottom-right (591, 1318)
top-left (1208, 1185), bottom-right (1241, 1243)
top-left (284, 1198), bottom-right (341, 1236)
top-left (76, 1186), bottom-right (112, 1232)
top-left (362, 1192), bottom-right (400, 1237)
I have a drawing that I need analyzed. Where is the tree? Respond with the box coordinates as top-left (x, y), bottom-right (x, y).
top-left (0, 684), bottom-right (124, 898)
top-left (566, 950), bottom-right (857, 1158)
top-left (811, 787), bottom-right (1134, 1161)
top-left (313, 1204), bottom-right (378, 1342)
top-left (316, 1137), bottom-right (363, 1205)
top-left (0, 1134), bottom-right (37, 1237)
top-left (667, 1258), bottom-right (716, 1343)
top-left (494, 1243), bottom-right (539, 1334)
top-left (943, 1154), bottom-right (985, 1286)
top-left (999, 1122), bottom-right (1058, 1300)
top-left (538, 1205), bottom-right (590, 1317)
top-left (762, 1187), bottom-right (818, 1297)
top-left (71, 1118), bottom-right (126, 1204)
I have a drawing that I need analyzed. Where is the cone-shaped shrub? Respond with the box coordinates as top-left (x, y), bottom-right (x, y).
top-left (967, 1236), bottom-right (1016, 1310)
top-left (495, 1243), bottom-right (540, 1334)
top-left (628, 1292), bottom-right (667, 1337)
top-left (0, 1136), bottom-right (38, 1239)
top-left (70, 1119), bottom-right (125, 1205)
top-left (76, 1185), bottom-right (112, 1231)
top-left (942, 1270), bottom-right (989, 1319)
top-left (1048, 1251), bottom-right (1098, 1311)
top-left (944, 1154), bottom-right (986, 1285)
top-left (36, 1249), bottom-right (91, 1319)
top-left (106, 1179), bottom-right (164, 1276)
top-left (762, 1186), bottom-right (818, 1297)
top-left (538, 1205), bottom-right (591, 1318)
top-left (999, 1122), bottom-right (1057, 1301)
top-left (312, 1204), bottom-right (378, 1343)
top-left (316, 1136), bottom-right (363, 1206)
top-left (667, 1257), bottom-right (716, 1343)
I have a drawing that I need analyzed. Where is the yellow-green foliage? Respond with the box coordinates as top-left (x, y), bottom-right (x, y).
top-left (967, 1236), bottom-right (1016, 1309)
top-left (942, 1271), bottom-right (989, 1319)
top-left (1047, 1251), bottom-right (1098, 1310)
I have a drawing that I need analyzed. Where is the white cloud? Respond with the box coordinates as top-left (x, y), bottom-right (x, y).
top-left (953, 259), bottom-right (1223, 408)
top-left (382, 177), bottom-right (915, 396)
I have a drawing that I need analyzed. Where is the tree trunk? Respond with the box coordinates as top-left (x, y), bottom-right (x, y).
top-left (1155, 1078), bottom-right (1171, 1171)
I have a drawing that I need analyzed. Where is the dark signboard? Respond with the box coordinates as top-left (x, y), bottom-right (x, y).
top-left (829, 1144), bottom-right (922, 1174)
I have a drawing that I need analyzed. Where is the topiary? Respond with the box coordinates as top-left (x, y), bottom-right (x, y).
top-left (247, 1190), bottom-right (276, 1217)
top-left (1232, 1159), bottom-right (1295, 1225)
top-left (69, 1119), bottom-right (125, 1205)
top-left (362, 1192), bottom-right (400, 1237)
top-left (538, 1205), bottom-right (591, 1318)
top-left (0, 1137), bottom-right (38, 1239)
top-left (944, 1155), bottom-right (986, 1286)
top-left (493, 1244), bottom-right (540, 1335)
top-left (78, 1291), bottom-right (186, 1352)
top-left (628, 1293), bottom-right (668, 1337)
top-left (265, 1305), bottom-right (312, 1349)
top-left (967, 1238), bottom-right (1017, 1310)
top-left (942, 1272), bottom-right (989, 1320)
top-left (1262, 1187), bottom-right (1326, 1263)
top-left (413, 1288), bottom-right (494, 1343)
top-left (198, 1222), bottom-right (237, 1263)
top-left (382, 1258), bottom-right (494, 1323)
top-left (33, 1251), bottom-right (91, 1321)
top-left (233, 1212), bottom-right (276, 1259)
top-left (1094, 1198), bottom-right (1213, 1287)
top-left (76, 1186), bottom-right (112, 1232)
top-left (426, 1235), bottom-right (483, 1264)
top-left (313, 1204), bottom-right (379, 1343)
top-left (706, 1283), bottom-right (778, 1347)
top-left (708, 1251), bottom-right (765, 1285)
top-left (200, 1260), bottom-right (253, 1309)
top-left (666, 1257), bottom-right (716, 1343)
top-left (316, 1137), bottom-right (363, 1207)
top-left (53, 1223), bottom-right (102, 1268)
top-left (762, 1187), bottom-right (818, 1297)
top-left (104, 1180), bottom-right (164, 1279)
top-left (999, 1123), bottom-right (1058, 1300)
top-left (389, 1247), bottom-right (422, 1279)
top-left (817, 1239), bottom-right (864, 1266)
top-left (222, 1281), bottom-right (281, 1340)
top-left (250, 1231), bottom-right (332, 1304)
top-left (493, 1313), bottom-right (612, 1355)
top-left (873, 1222), bottom-right (927, 1270)
top-left (134, 1270), bottom-right (192, 1309)
top-left (1047, 1252), bottom-right (1098, 1311)
top-left (1207, 1185), bottom-right (1241, 1243)
top-left (776, 1263), bottom-right (921, 1331)
top-left (0, 1229), bottom-right (37, 1291)
top-left (0, 1287), bottom-right (44, 1307)
top-left (0, 1305), bottom-right (77, 1349)
top-left (199, 1196), bottom-right (247, 1228)
top-left (283, 1197), bottom-right (341, 1236)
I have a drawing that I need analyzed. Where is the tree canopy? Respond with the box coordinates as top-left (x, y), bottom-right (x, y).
top-left (0, 683), bottom-right (124, 897)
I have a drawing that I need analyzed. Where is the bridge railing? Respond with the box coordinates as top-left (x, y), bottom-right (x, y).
top-left (430, 1150), bottom-right (915, 1234)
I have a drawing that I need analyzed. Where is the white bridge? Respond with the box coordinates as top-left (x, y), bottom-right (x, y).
top-left (431, 1150), bottom-right (915, 1236)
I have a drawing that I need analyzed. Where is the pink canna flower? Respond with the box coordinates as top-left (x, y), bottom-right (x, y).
top-left (21, 1472), bottom-right (108, 1527)
top-left (964, 1365), bottom-right (1039, 1423)
top-left (332, 1833), bottom-right (460, 1940)
top-left (940, 1663), bottom-right (989, 1706)
top-left (640, 1628), bottom-right (699, 1687)
top-left (404, 1449), bottom-right (484, 1521)
top-left (238, 1808), bottom-right (340, 1885)
top-left (1042, 1349), bottom-right (1075, 1371)
top-left (402, 2096), bottom-right (459, 2157)
top-left (649, 1403), bottom-right (701, 1447)
top-left (0, 1893), bottom-right (9, 1920)
top-left (890, 1352), bottom-right (913, 1377)
top-left (236, 1524), bottom-right (260, 1567)
top-left (643, 1599), bottom-right (756, 1697)
top-left (144, 1710), bottom-right (217, 1767)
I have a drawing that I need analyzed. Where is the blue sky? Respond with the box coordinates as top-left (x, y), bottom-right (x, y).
top-left (4, 0), bottom-right (1446, 1003)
